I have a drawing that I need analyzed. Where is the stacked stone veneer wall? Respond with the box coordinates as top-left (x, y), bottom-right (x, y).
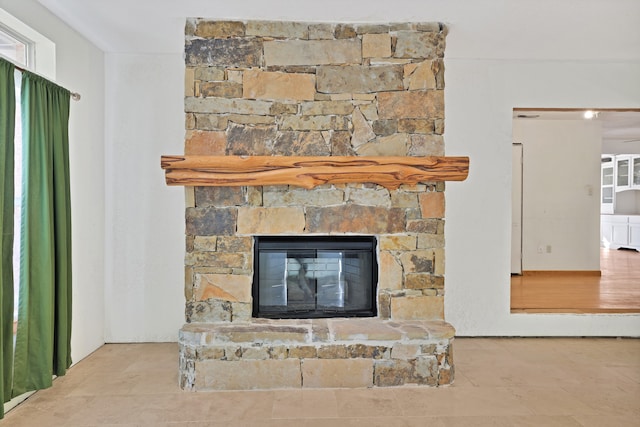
top-left (184, 19), bottom-right (447, 322)
top-left (180, 19), bottom-right (454, 389)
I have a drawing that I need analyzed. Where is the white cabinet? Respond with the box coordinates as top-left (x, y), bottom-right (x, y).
top-left (601, 215), bottom-right (640, 250)
top-left (614, 154), bottom-right (640, 192)
top-left (601, 156), bottom-right (615, 214)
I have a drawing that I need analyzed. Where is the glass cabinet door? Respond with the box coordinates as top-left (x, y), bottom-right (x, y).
top-left (633, 156), bottom-right (640, 187)
top-left (617, 157), bottom-right (630, 188)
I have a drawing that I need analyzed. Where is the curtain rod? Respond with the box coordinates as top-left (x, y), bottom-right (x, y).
top-left (11, 61), bottom-right (81, 102)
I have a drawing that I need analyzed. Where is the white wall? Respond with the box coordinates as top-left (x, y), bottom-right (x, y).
top-left (104, 54), bottom-right (184, 342)
top-left (513, 119), bottom-right (601, 271)
top-left (0, 1), bottom-right (106, 360)
top-left (94, 0), bottom-right (640, 339)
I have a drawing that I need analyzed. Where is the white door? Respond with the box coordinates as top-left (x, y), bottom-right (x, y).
top-left (511, 143), bottom-right (523, 274)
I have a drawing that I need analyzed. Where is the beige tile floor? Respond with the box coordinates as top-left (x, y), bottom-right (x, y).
top-left (3, 338), bottom-right (639, 426)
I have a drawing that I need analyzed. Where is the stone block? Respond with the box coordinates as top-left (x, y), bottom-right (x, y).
top-left (356, 133), bottom-right (408, 156)
top-left (378, 252), bottom-right (403, 291)
top-left (317, 65), bottom-right (403, 94)
top-left (346, 187), bottom-right (390, 207)
top-left (281, 115), bottom-right (350, 131)
top-left (198, 359), bottom-right (302, 390)
top-left (404, 60), bottom-right (437, 90)
top-left (185, 97), bottom-right (273, 115)
top-left (390, 191), bottom-right (419, 208)
top-left (356, 24), bottom-right (390, 34)
top-left (273, 131), bottom-right (330, 156)
top-left (186, 300), bottom-right (232, 323)
top-left (184, 130), bottom-right (226, 155)
top-left (400, 250), bottom-right (434, 273)
top-left (394, 31), bottom-right (445, 59)
top-left (246, 21), bottom-right (309, 39)
top-left (378, 292), bottom-right (391, 319)
top-left (263, 188), bottom-right (344, 207)
top-left (347, 344), bottom-right (390, 359)
top-left (226, 123), bottom-right (277, 155)
top-left (193, 20), bottom-right (245, 38)
top-left (390, 295), bottom-right (444, 321)
top-left (194, 67), bottom-right (225, 81)
top-left (434, 118), bottom-right (445, 134)
top-left (193, 236), bottom-right (217, 252)
top-left (237, 207), bottom-right (305, 234)
top-left (302, 359), bottom-right (373, 388)
top-left (185, 67), bottom-right (195, 96)
top-left (404, 273), bottom-right (439, 290)
top-left (185, 253), bottom-right (246, 271)
top-left (406, 219), bottom-right (439, 234)
top-left (194, 114), bottom-right (228, 131)
top-left (195, 187), bottom-right (245, 207)
top-left (412, 355), bottom-right (438, 385)
top-left (185, 38), bottom-right (263, 67)
top-left (243, 70), bottom-right (316, 101)
top-left (374, 359), bottom-right (412, 386)
top-left (269, 102), bottom-right (298, 115)
top-left (289, 346), bottom-right (318, 359)
top-left (185, 113), bottom-right (195, 130)
top-left (351, 107), bottom-right (376, 148)
top-left (305, 205), bottom-right (406, 234)
top-left (213, 324), bottom-right (310, 344)
top-left (334, 24), bottom-right (357, 39)
top-left (372, 120), bottom-right (398, 136)
top-left (397, 118), bottom-right (434, 134)
top-left (328, 131), bottom-right (355, 155)
top-left (230, 302), bottom-right (251, 322)
top-left (186, 207), bottom-right (237, 236)
top-left (317, 345), bottom-right (347, 359)
top-left (194, 273), bottom-right (252, 303)
top-left (199, 81), bottom-right (243, 98)
top-left (419, 191), bottom-right (445, 218)
top-left (380, 235), bottom-right (417, 251)
top-left (377, 90), bottom-right (444, 120)
top-left (308, 23), bottom-right (335, 40)
top-left (301, 101), bottom-right (354, 115)
top-left (391, 344), bottom-right (421, 360)
top-left (264, 40), bottom-right (361, 66)
top-left (241, 346), bottom-right (270, 360)
top-left (409, 134), bottom-right (444, 156)
top-left (330, 319), bottom-right (402, 341)
top-left (217, 236), bottom-right (252, 253)
top-left (362, 33), bottom-right (392, 58)
top-left (196, 346), bottom-right (225, 361)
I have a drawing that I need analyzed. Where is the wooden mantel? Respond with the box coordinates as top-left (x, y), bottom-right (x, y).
top-left (161, 155), bottom-right (469, 190)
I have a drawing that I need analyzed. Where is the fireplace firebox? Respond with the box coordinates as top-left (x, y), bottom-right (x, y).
top-left (253, 236), bottom-right (377, 319)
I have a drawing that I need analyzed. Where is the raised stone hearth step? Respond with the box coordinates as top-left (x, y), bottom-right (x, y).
top-left (179, 318), bottom-right (455, 390)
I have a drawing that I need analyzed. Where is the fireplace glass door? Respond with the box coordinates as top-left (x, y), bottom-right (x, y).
top-left (253, 236), bottom-right (377, 318)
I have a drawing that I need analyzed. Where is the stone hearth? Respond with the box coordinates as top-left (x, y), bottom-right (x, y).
top-left (175, 19), bottom-right (459, 390)
top-left (180, 318), bottom-right (454, 389)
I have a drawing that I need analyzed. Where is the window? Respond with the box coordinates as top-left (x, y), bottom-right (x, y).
top-left (0, 24), bottom-right (32, 67)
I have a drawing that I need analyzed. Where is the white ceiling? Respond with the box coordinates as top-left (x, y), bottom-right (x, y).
top-left (513, 110), bottom-right (640, 147)
top-left (35, 0), bottom-right (640, 149)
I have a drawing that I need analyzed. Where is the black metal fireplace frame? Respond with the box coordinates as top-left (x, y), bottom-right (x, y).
top-left (252, 236), bottom-right (378, 319)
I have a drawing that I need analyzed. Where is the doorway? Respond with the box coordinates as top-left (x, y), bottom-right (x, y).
top-left (510, 108), bottom-right (640, 313)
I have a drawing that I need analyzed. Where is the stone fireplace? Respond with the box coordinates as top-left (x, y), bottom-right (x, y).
top-left (168, 19), bottom-right (468, 390)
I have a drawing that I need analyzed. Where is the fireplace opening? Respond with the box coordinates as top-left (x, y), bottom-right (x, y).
top-left (253, 236), bottom-right (378, 319)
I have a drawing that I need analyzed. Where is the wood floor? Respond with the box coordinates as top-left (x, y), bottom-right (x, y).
top-left (511, 248), bottom-right (640, 313)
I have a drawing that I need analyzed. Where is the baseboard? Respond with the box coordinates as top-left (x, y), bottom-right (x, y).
top-left (521, 270), bottom-right (602, 277)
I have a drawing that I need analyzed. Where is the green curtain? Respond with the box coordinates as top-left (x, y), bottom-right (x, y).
top-left (0, 57), bottom-right (16, 419)
top-left (12, 71), bottom-right (72, 397)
